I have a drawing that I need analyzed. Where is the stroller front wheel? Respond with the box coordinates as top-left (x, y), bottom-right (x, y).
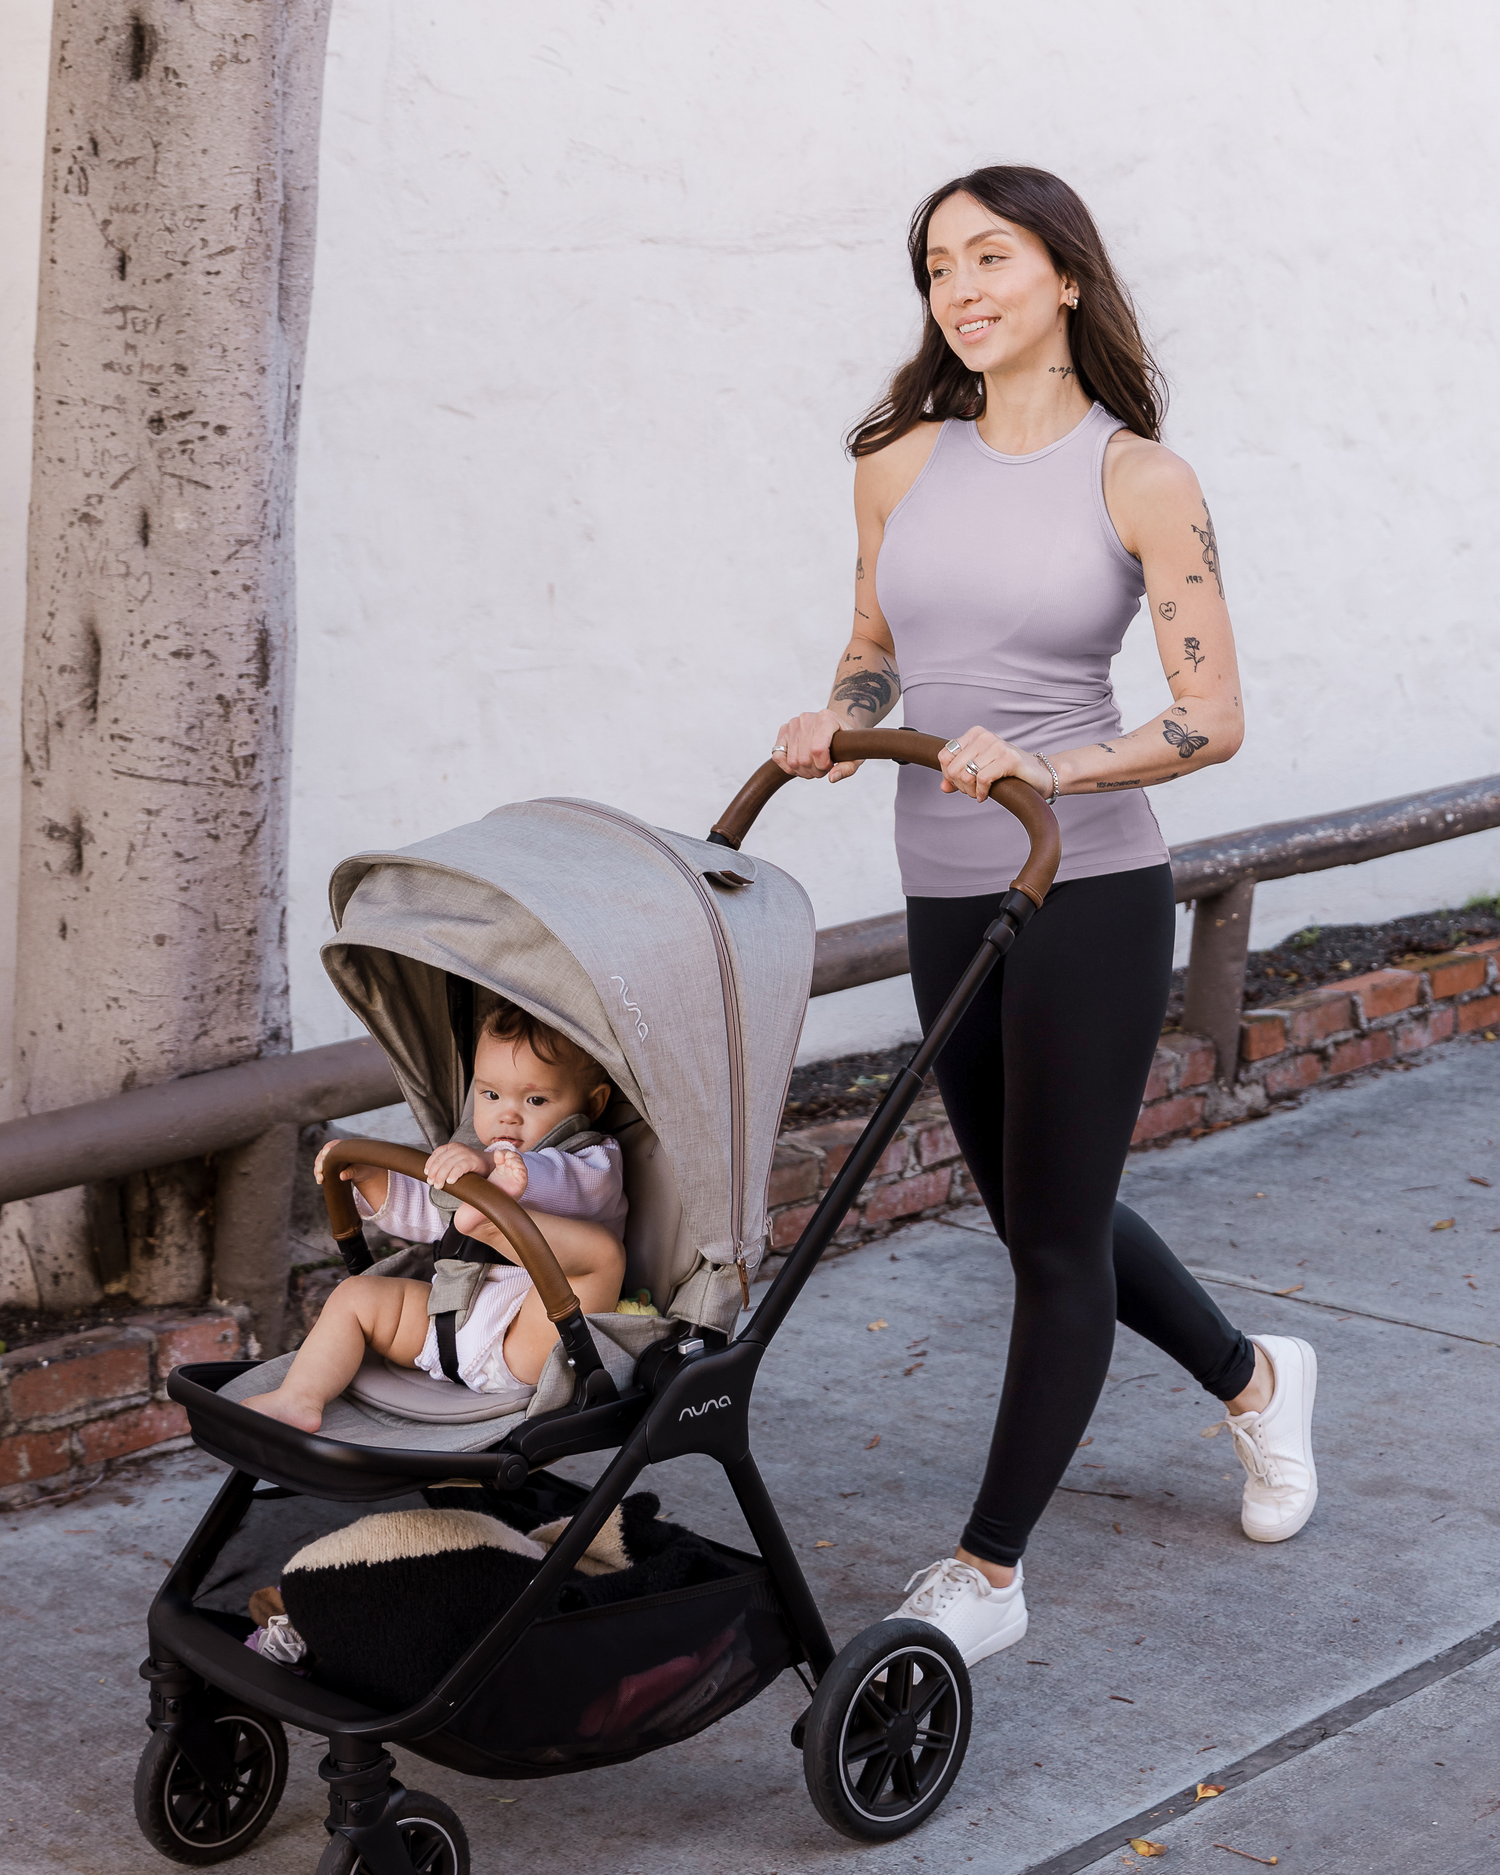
top-left (802, 1618), bottom-right (972, 1842)
top-left (316, 1790), bottom-right (469, 1875)
top-left (133, 1708), bottom-right (288, 1864)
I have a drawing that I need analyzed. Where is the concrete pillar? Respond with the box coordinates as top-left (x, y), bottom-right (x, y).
top-left (213, 1125), bottom-right (298, 1356)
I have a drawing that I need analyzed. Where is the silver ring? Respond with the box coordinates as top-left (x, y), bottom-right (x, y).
top-left (963, 758), bottom-right (979, 776)
top-left (944, 738), bottom-right (963, 754)
top-left (771, 744), bottom-right (787, 754)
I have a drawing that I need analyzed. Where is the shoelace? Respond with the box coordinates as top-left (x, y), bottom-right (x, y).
top-left (1226, 1413), bottom-right (1284, 1488)
top-left (900, 1557), bottom-right (980, 1616)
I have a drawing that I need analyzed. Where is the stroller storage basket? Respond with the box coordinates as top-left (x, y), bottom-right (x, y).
top-left (400, 1557), bottom-right (798, 1780)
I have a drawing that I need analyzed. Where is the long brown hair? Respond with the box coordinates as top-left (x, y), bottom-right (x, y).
top-left (847, 166), bottom-right (1165, 457)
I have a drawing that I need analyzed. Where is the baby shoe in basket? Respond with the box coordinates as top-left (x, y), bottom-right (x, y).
top-left (885, 1556), bottom-right (1027, 1667)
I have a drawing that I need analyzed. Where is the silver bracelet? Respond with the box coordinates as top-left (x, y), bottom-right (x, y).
top-left (1034, 754), bottom-right (1060, 806)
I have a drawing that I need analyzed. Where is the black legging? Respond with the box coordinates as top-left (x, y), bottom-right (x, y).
top-left (907, 864), bottom-right (1255, 1568)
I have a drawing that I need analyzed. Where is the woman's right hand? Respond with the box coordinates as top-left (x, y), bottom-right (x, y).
top-left (771, 709), bottom-right (864, 784)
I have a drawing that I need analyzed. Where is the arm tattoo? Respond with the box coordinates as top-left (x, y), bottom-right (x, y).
top-left (1183, 635), bottom-right (1205, 671)
top-left (1186, 574), bottom-right (1203, 584)
top-left (1157, 600), bottom-right (1176, 620)
top-left (1188, 502), bottom-right (1223, 598)
top-left (1162, 720), bottom-right (1209, 759)
top-left (831, 658), bottom-right (899, 722)
top-left (1095, 778), bottom-right (1143, 790)
top-left (1097, 741), bottom-right (1115, 753)
top-left (855, 607), bottom-right (870, 620)
top-left (856, 556), bottom-right (865, 580)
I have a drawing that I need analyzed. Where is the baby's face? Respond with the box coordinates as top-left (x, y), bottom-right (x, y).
top-left (471, 1031), bottom-right (606, 1154)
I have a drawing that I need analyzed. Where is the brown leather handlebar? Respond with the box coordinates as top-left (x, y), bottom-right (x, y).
top-left (319, 1137), bottom-right (584, 1325)
top-left (711, 728), bottom-right (1062, 907)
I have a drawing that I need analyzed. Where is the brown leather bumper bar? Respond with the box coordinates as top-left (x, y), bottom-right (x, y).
top-left (319, 1138), bottom-right (584, 1325)
top-left (711, 728), bottom-right (1062, 908)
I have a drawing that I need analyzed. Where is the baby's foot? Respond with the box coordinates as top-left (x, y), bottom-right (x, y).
top-left (489, 1150), bottom-right (528, 1201)
top-left (241, 1388), bottom-right (324, 1434)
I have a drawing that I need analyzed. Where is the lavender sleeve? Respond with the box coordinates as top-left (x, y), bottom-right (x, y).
top-left (355, 1170), bottom-right (446, 1242)
top-left (520, 1140), bottom-right (628, 1237)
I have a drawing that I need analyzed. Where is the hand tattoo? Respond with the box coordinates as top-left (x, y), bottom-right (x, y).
top-left (1183, 635), bottom-right (1204, 671)
top-left (1162, 720), bottom-right (1209, 759)
top-left (1188, 502), bottom-right (1223, 598)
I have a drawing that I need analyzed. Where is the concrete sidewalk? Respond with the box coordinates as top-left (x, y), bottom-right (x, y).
top-left (2, 1035), bottom-right (1496, 1873)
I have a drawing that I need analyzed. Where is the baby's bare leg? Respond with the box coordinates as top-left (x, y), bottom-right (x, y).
top-left (242, 1275), bottom-right (432, 1432)
top-left (502, 1213), bottom-right (627, 1387)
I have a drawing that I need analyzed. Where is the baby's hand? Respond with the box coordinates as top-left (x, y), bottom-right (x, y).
top-left (488, 1150), bottom-right (528, 1201)
top-left (314, 1138), bottom-right (383, 1192)
top-left (423, 1142), bottom-right (493, 1191)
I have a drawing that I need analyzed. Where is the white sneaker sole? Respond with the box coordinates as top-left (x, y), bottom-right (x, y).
top-left (1242, 1337), bottom-right (1318, 1544)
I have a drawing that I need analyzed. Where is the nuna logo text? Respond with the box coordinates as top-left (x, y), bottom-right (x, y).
top-left (678, 1395), bottom-right (732, 1422)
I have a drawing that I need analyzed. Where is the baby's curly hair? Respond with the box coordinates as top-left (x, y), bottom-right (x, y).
top-left (479, 997), bottom-right (608, 1089)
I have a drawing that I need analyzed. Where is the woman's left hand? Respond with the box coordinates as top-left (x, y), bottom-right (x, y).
top-left (937, 727), bottom-right (1055, 802)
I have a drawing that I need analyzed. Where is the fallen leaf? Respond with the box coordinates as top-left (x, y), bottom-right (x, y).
top-left (838, 1489), bottom-right (861, 1498)
top-left (1128, 1840), bottom-right (1166, 1857)
top-left (1200, 1422), bottom-right (1224, 1438)
top-left (865, 1434), bottom-right (881, 1449)
top-left (1213, 1846), bottom-right (1277, 1866)
top-left (1254, 1192), bottom-right (1266, 1198)
top-left (1432, 1218), bottom-right (1456, 1231)
top-left (1196, 1782), bottom-right (1226, 1800)
top-left (1112, 1522), bottom-right (1124, 1535)
top-left (903, 1362), bottom-right (924, 1375)
top-left (1470, 1175), bottom-right (1493, 1187)
top-left (813, 1540), bottom-right (834, 1549)
top-left (1078, 1436), bottom-right (1094, 1447)
top-left (867, 1319), bottom-right (888, 1332)
top-left (1272, 1283), bottom-right (1304, 1296)
top-left (1110, 1693), bottom-right (1134, 1703)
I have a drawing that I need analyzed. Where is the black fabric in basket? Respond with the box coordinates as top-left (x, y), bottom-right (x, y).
top-left (280, 1493), bottom-right (749, 1715)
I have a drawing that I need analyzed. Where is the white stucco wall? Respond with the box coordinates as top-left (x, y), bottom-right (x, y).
top-left (3, 0), bottom-right (1499, 1102)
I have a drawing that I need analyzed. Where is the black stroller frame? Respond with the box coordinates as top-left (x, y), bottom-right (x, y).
top-left (139, 732), bottom-right (1059, 1871)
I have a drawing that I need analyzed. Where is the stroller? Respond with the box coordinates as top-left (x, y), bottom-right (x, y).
top-left (136, 729), bottom-right (1058, 1872)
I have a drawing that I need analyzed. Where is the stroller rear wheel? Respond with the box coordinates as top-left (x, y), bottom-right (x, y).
top-left (802, 1618), bottom-right (972, 1842)
top-left (133, 1708), bottom-right (288, 1864)
top-left (316, 1790), bottom-right (469, 1875)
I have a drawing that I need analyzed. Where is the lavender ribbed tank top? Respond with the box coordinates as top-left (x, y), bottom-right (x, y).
top-left (876, 403), bottom-right (1169, 897)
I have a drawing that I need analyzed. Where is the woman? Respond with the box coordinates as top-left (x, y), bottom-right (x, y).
top-left (773, 167), bottom-right (1317, 1668)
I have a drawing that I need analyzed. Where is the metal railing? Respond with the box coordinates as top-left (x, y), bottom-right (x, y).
top-left (1, 772), bottom-right (1496, 1346)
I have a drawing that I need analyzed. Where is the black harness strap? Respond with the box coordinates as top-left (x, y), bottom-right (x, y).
top-left (432, 1220), bottom-right (508, 1386)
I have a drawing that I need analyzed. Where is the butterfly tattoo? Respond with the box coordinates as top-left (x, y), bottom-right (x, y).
top-left (1162, 720), bottom-right (1209, 760)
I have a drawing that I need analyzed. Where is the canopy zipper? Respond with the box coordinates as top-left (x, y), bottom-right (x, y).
top-left (539, 800), bottom-right (750, 1302)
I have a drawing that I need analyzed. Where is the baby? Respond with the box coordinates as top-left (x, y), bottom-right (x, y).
top-left (244, 1000), bottom-right (627, 1432)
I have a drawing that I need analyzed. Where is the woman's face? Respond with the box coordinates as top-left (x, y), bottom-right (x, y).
top-left (924, 193), bottom-right (1074, 375)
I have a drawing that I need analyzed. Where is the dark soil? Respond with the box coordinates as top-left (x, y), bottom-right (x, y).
top-left (783, 1044), bottom-right (939, 1131)
top-left (1165, 895), bottom-right (1500, 1026)
top-left (0, 1300), bottom-right (144, 1360)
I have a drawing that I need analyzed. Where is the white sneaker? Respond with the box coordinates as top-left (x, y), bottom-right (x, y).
top-left (885, 1557), bottom-right (1028, 1666)
top-left (1226, 1334), bottom-right (1318, 1542)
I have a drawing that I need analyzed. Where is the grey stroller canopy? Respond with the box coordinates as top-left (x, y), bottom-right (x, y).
top-left (322, 797), bottom-right (816, 1333)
